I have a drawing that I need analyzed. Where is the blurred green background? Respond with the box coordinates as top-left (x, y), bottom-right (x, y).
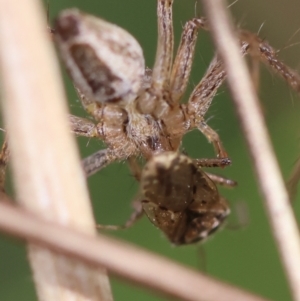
top-left (1, 0), bottom-right (300, 300)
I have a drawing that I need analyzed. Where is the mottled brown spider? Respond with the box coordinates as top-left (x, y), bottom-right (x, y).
top-left (55, 1), bottom-right (300, 175)
top-left (52, 0), bottom-right (300, 243)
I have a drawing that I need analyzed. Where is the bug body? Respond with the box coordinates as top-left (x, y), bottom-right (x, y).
top-left (140, 152), bottom-right (230, 245)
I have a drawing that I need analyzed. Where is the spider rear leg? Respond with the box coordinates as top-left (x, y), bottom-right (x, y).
top-left (287, 157), bottom-right (300, 201)
top-left (186, 23), bottom-right (300, 158)
top-left (200, 18), bottom-right (300, 95)
top-left (0, 135), bottom-right (9, 192)
top-left (239, 30), bottom-right (300, 93)
top-left (82, 149), bottom-right (118, 177)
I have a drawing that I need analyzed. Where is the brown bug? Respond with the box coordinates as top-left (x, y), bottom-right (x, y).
top-left (140, 152), bottom-right (231, 245)
top-left (52, 0), bottom-right (300, 243)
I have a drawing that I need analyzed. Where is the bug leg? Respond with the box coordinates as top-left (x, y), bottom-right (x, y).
top-left (205, 173), bottom-right (237, 188)
top-left (194, 157), bottom-right (231, 168)
top-left (127, 156), bottom-right (142, 182)
top-left (97, 199), bottom-right (144, 230)
top-left (226, 202), bottom-right (249, 230)
top-left (194, 157), bottom-right (237, 187)
top-left (151, 0), bottom-right (174, 92)
top-left (96, 157), bottom-right (144, 230)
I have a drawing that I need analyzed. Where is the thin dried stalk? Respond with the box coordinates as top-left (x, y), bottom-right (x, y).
top-left (0, 0), bottom-right (112, 300)
top-left (201, 0), bottom-right (300, 300)
top-left (0, 195), bottom-right (273, 301)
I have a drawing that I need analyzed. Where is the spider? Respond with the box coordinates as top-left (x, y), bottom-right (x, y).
top-left (54, 1), bottom-right (300, 173)
top-left (53, 0), bottom-right (300, 243)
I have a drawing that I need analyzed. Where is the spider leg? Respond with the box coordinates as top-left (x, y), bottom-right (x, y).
top-left (287, 157), bottom-right (300, 201)
top-left (69, 115), bottom-right (99, 138)
top-left (70, 89), bottom-right (132, 177)
top-left (170, 18), bottom-right (206, 104)
top-left (198, 121), bottom-right (228, 158)
top-left (239, 30), bottom-right (300, 93)
top-left (186, 54), bottom-right (229, 158)
top-left (201, 18), bottom-right (300, 95)
top-left (0, 135), bottom-right (9, 192)
top-left (186, 20), bottom-right (300, 158)
top-left (152, 0), bottom-right (174, 92)
top-left (69, 115), bottom-right (119, 177)
top-left (82, 149), bottom-right (118, 177)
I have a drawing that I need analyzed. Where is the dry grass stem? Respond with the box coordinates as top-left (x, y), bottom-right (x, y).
top-left (202, 0), bottom-right (300, 300)
top-left (0, 0), bottom-right (112, 300)
top-left (0, 194), bottom-right (273, 301)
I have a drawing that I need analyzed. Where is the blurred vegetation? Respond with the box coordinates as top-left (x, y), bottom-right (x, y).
top-left (1, 0), bottom-right (300, 300)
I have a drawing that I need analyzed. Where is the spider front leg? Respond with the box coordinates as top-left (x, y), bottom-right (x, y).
top-left (152, 0), bottom-right (174, 92)
top-left (197, 121), bottom-right (228, 158)
top-left (170, 17), bottom-right (206, 103)
top-left (166, 15), bottom-right (228, 158)
top-left (187, 54), bottom-right (229, 158)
